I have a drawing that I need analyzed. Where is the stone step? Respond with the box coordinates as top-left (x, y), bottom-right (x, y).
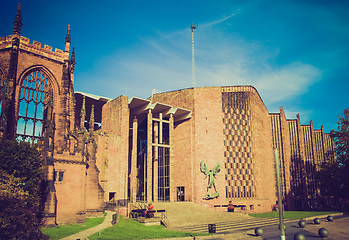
top-left (135, 216), bottom-right (162, 226)
top-left (172, 218), bottom-right (295, 234)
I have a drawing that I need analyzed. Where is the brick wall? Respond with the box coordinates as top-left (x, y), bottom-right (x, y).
top-left (97, 95), bottom-right (130, 202)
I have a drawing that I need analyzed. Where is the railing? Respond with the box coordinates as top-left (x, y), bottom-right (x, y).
top-left (105, 201), bottom-right (117, 211)
top-left (161, 213), bottom-right (169, 228)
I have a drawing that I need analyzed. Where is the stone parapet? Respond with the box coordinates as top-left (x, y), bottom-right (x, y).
top-left (0, 35), bottom-right (68, 62)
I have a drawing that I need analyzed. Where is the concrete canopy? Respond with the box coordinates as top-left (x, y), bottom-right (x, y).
top-left (128, 96), bottom-right (191, 122)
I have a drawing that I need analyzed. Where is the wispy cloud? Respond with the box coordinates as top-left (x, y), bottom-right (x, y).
top-left (200, 11), bottom-right (240, 28)
top-left (255, 62), bottom-right (321, 104)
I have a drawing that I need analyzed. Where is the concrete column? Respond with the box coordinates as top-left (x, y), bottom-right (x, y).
top-left (310, 120), bottom-right (318, 165)
top-left (169, 114), bottom-right (175, 202)
top-left (131, 116), bottom-right (138, 202)
top-left (320, 125), bottom-right (327, 157)
top-left (147, 110), bottom-right (153, 202)
top-left (296, 114), bottom-right (307, 204)
top-left (153, 122), bottom-right (159, 202)
top-left (159, 113), bottom-right (163, 144)
top-left (279, 107), bottom-right (294, 209)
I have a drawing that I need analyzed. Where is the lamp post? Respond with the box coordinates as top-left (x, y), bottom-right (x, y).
top-left (274, 148), bottom-right (285, 240)
top-left (189, 24), bottom-right (198, 88)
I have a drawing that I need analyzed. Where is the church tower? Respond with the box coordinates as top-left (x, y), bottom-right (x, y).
top-left (0, 4), bottom-right (104, 224)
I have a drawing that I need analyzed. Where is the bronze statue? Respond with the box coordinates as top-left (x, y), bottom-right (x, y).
top-left (200, 161), bottom-right (220, 199)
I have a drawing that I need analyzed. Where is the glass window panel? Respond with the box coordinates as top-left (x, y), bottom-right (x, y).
top-left (165, 188), bottom-right (170, 200)
top-left (33, 90), bottom-right (39, 102)
top-left (165, 177), bottom-right (169, 186)
top-left (19, 100), bottom-right (27, 116)
top-left (58, 171), bottom-right (64, 182)
top-left (30, 89), bottom-right (35, 100)
top-left (25, 88), bottom-right (30, 100)
top-left (162, 122), bottom-right (169, 144)
top-left (27, 101), bottom-right (35, 118)
top-left (35, 121), bottom-right (42, 137)
top-left (20, 87), bottom-right (25, 99)
top-left (25, 119), bottom-right (34, 136)
top-left (16, 118), bottom-right (25, 135)
top-left (36, 103), bottom-right (43, 119)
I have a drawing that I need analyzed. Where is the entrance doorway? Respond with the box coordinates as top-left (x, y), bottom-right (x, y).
top-left (109, 192), bottom-right (116, 201)
top-left (177, 186), bottom-right (185, 201)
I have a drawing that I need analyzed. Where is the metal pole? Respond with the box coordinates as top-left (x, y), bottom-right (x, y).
top-left (274, 148), bottom-right (285, 240)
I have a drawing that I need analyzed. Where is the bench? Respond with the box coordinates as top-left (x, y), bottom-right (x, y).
top-left (214, 204), bottom-right (247, 212)
top-left (130, 209), bottom-right (166, 218)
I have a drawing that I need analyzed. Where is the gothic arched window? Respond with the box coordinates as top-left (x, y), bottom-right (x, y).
top-left (16, 68), bottom-right (52, 144)
top-left (0, 69), bottom-right (5, 116)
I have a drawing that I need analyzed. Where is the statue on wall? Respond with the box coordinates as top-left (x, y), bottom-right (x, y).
top-left (200, 161), bottom-right (220, 200)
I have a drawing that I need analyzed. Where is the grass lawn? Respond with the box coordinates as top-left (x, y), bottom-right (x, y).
top-left (88, 216), bottom-right (209, 240)
top-left (249, 211), bottom-right (339, 219)
top-left (41, 213), bottom-right (106, 240)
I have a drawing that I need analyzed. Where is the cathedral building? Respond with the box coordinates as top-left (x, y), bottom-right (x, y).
top-left (0, 5), bottom-right (335, 224)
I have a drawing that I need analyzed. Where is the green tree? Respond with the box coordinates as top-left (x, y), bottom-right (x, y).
top-left (332, 108), bottom-right (349, 199)
top-left (0, 139), bottom-right (49, 240)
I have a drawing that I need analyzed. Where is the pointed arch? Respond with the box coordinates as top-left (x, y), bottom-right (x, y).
top-left (16, 66), bottom-right (59, 143)
top-left (17, 65), bottom-right (60, 95)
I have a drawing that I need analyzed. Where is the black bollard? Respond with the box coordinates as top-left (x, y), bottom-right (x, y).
top-left (254, 227), bottom-right (263, 236)
top-left (298, 220), bottom-right (306, 228)
top-left (314, 218), bottom-right (321, 224)
top-left (208, 224), bottom-right (216, 233)
top-left (294, 232), bottom-right (306, 240)
top-left (327, 216), bottom-right (333, 222)
top-left (318, 228), bottom-right (329, 238)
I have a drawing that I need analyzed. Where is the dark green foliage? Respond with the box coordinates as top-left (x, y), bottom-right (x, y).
top-left (332, 108), bottom-right (349, 198)
top-left (316, 108), bottom-right (349, 206)
top-left (0, 139), bottom-right (42, 193)
top-left (333, 109), bottom-right (349, 168)
top-left (0, 139), bottom-right (49, 240)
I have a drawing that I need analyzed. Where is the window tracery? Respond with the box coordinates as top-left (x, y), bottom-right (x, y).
top-left (16, 68), bottom-right (52, 144)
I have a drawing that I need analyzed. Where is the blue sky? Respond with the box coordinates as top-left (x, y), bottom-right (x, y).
top-left (1, 0), bottom-right (348, 132)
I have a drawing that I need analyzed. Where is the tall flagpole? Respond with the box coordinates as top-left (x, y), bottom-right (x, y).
top-left (190, 24), bottom-right (198, 88)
